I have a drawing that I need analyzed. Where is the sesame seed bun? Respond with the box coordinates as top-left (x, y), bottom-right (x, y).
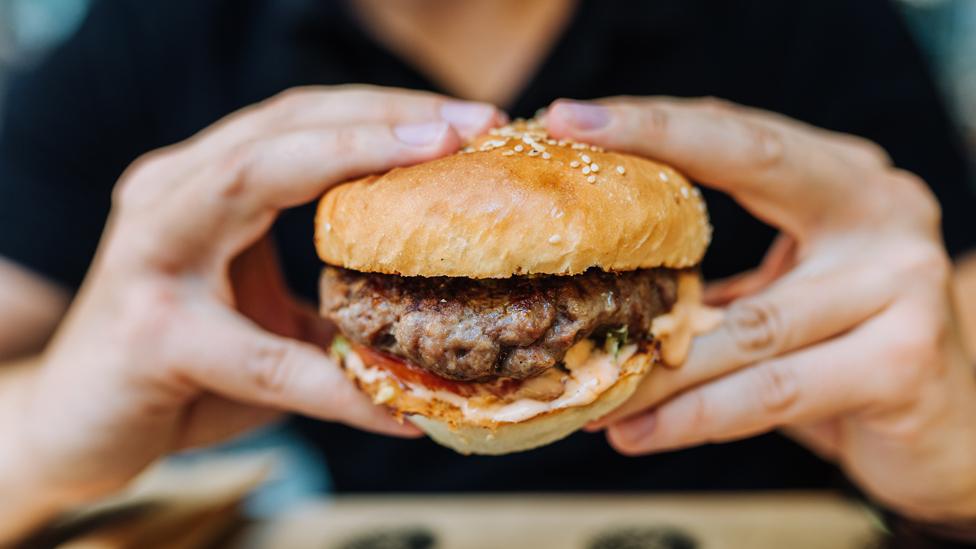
top-left (315, 121), bottom-right (710, 278)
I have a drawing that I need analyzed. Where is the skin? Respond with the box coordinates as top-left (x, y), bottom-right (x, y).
top-left (545, 97), bottom-right (976, 524)
top-left (2, 0), bottom-right (976, 542)
top-left (352, 0), bottom-right (576, 105)
top-left (0, 86), bottom-right (505, 543)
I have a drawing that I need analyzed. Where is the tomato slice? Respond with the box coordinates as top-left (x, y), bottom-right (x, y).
top-left (353, 344), bottom-right (480, 396)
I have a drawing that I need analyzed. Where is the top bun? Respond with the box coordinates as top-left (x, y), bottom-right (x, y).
top-left (315, 120), bottom-right (710, 278)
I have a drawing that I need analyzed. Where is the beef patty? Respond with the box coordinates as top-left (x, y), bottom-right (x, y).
top-left (321, 266), bottom-right (678, 381)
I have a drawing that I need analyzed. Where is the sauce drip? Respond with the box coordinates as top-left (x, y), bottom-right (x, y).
top-left (651, 272), bottom-right (724, 366)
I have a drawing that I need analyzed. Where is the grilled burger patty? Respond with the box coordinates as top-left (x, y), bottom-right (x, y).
top-left (321, 266), bottom-right (678, 381)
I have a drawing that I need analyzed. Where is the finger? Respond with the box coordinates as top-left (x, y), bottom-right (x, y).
top-left (198, 86), bottom-right (505, 152)
top-left (703, 233), bottom-right (796, 306)
top-left (545, 98), bottom-right (865, 236)
top-left (175, 395), bottom-right (282, 450)
top-left (121, 90), bottom-right (504, 204)
top-left (605, 319), bottom-right (895, 455)
top-left (168, 304), bottom-right (420, 438)
top-left (144, 121), bottom-right (461, 267)
top-left (593, 261), bottom-right (893, 427)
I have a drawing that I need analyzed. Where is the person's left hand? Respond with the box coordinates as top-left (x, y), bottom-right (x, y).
top-left (546, 97), bottom-right (976, 524)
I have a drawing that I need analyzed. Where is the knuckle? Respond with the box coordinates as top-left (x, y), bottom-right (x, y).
top-left (754, 362), bottom-right (799, 414)
top-left (212, 141), bottom-right (255, 198)
top-left (638, 106), bottom-right (670, 142)
top-left (696, 96), bottom-right (738, 114)
top-left (266, 87), bottom-right (312, 113)
top-left (889, 169), bottom-right (942, 231)
top-left (843, 136), bottom-right (892, 166)
top-left (112, 151), bottom-right (169, 210)
top-left (741, 121), bottom-right (784, 169)
top-left (686, 390), bottom-right (713, 433)
top-left (726, 298), bottom-right (786, 357)
top-left (247, 341), bottom-right (295, 396)
top-left (329, 126), bottom-right (364, 158)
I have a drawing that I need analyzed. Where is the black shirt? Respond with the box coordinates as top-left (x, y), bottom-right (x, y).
top-left (1, 0), bottom-right (973, 493)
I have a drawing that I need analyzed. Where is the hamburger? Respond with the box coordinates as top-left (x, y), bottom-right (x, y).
top-left (316, 120), bottom-right (716, 455)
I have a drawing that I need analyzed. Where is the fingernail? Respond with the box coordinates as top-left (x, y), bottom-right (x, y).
top-left (553, 100), bottom-right (610, 130)
top-left (394, 121), bottom-right (449, 146)
top-left (617, 413), bottom-right (657, 444)
top-left (440, 101), bottom-right (496, 134)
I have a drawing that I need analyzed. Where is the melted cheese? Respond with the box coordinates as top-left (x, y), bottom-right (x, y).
top-left (345, 340), bottom-right (637, 424)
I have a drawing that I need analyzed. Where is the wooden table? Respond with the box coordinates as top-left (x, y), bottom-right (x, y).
top-left (33, 454), bottom-right (882, 548)
top-left (253, 493), bottom-right (880, 549)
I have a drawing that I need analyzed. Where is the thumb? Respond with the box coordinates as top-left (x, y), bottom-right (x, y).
top-left (168, 303), bottom-right (419, 437)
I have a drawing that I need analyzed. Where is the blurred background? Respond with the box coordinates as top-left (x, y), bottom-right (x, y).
top-left (2, 0), bottom-right (975, 188)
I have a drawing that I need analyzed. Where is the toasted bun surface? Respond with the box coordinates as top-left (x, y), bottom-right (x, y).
top-left (316, 121), bottom-right (710, 278)
top-left (343, 345), bottom-right (654, 455)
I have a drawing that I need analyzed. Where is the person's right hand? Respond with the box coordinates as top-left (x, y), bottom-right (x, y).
top-left (1, 86), bottom-right (504, 539)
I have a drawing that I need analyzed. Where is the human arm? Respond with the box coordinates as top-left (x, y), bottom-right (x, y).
top-left (547, 98), bottom-right (976, 528)
top-left (0, 86), bottom-right (502, 544)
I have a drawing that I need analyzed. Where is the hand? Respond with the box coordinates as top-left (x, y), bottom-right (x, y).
top-left (2, 86), bottom-right (504, 535)
top-left (547, 97), bottom-right (976, 523)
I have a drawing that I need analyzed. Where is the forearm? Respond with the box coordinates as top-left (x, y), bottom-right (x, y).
top-left (0, 356), bottom-right (61, 545)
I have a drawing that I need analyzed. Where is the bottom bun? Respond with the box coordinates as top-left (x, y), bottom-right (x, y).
top-left (409, 353), bottom-right (651, 455)
top-left (339, 340), bottom-right (655, 456)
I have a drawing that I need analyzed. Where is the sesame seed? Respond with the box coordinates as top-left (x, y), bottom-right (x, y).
top-left (546, 139), bottom-right (557, 146)
top-left (463, 146), bottom-right (475, 153)
top-left (587, 175), bottom-right (597, 183)
top-left (581, 154), bottom-right (592, 164)
top-left (570, 160), bottom-right (581, 168)
top-left (548, 234), bottom-right (562, 244)
top-left (681, 187), bottom-right (690, 198)
top-left (590, 163), bottom-right (600, 172)
top-left (616, 165), bottom-right (626, 175)
top-left (659, 172), bottom-right (669, 182)
top-left (542, 152), bottom-right (551, 159)
top-left (502, 150), bottom-right (515, 156)
top-left (528, 149), bottom-right (540, 156)
top-left (572, 143), bottom-right (587, 150)
top-left (324, 222), bottom-right (331, 232)
top-left (550, 207), bottom-right (565, 218)
top-left (489, 128), bottom-right (500, 136)
top-left (514, 144), bottom-right (524, 152)
top-left (582, 165), bottom-right (591, 175)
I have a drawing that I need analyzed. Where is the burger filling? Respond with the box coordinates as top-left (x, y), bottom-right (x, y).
top-left (320, 266), bottom-right (679, 382)
top-left (335, 336), bottom-right (646, 425)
